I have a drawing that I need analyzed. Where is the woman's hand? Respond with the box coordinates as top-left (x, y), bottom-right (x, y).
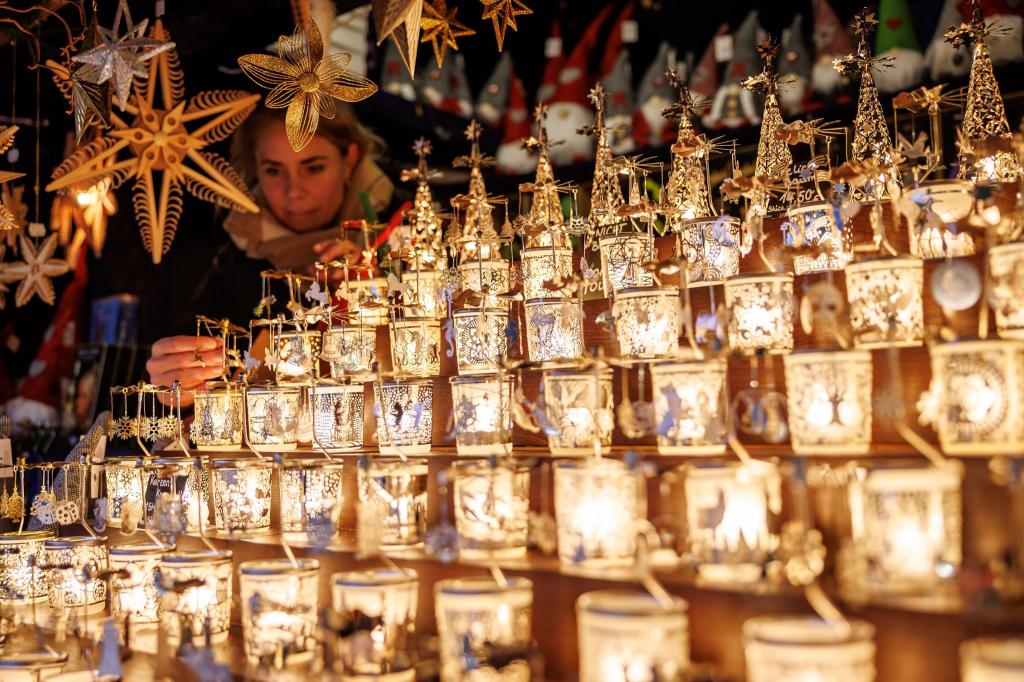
top-left (311, 238), bottom-right (377, 284)
top-left (146, 336), bottom-right (224, 407)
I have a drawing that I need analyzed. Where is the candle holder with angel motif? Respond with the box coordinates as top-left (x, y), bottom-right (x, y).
top-left (273, 329), bottom-right (322, 385)
top-left (678, 216), bottom-right (742, 284)
top-left (524, 298), bottom-right (585, 364)
top-left (453, 307), bottom-right (509, 375)
top-left (401, 268), bottom-right (447, 319)
top-left (373, 379), bottom-right (433, 455)
top-left (724, 273), bottom-right (795, 353)
top-left (612, 286), bottom-right (680, 360)
top-left (450, 374), bottom-right (514, 455)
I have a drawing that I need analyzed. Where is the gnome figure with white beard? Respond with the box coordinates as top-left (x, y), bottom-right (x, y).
top-left (780, 13), bottom-right (812, 114)
top-left (810, 0), bottom-right (854, 97)
top-left (704, 10), bottom-right (764, 129)
top-left (633, 42), bottom-right (680, 146)
top-left (872, 0), bottom-right (924, 92)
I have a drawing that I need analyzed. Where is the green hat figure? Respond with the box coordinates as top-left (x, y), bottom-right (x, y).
top-left (873, 0), bottom-right (924, 92)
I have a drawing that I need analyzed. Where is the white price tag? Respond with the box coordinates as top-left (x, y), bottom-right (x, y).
top-left (714, 34), bottom-right (734, 63)
top-left (544, 36), bottom-right (563, 58)
top-left (621, 20), bottom-right (639, 44)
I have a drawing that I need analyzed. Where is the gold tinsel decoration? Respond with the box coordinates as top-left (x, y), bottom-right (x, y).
top-left (742, 36), bottom-right (793, 179)
top-left (420, 0), bottom-right (475, 68)
top-left (480, 0), bottom-right (532, 52)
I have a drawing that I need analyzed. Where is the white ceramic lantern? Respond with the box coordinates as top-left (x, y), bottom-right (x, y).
top-left (961, 637), bottom-right (1024, 682)
top-left (104, 457), bottom-right (146, 529)
top-left (43, 536), bottom-right (108, 614)
top-left (453, 460), bottom-right (530, 558)
top-left (280, 459), bottom-right (345, 535)
top-left (988, 242), bottom-right (1024, 339)
top-left (786, 203), bottom-right (854, 274)
top-left (543, 368), bottom-right (615, 455)
top-left (158, 549), bottom-right (233, 643)
top-left (524, 297), bottom-right (585, 364)
top-left (452, 307), bottom-right (509, 375)
top-left (210, 459), bottom-right (273, 533)
top-left (783, 350), bottom-right (873, 455)
top-left (0, 530), bottom-right (55, 603)
top-left (599, 231), bottom-right (655, 292)
top-left (109, 541), bottom-right (170, 624)
top-left (724, 273), bottom-right (795, 353)
top-left (650, 359), bottom-right (728, 455)
top-left (450, 374), bottom-right (514, 455)
top-left (310, 381), bottom-right (364, 452)
top-left (402, 268), bottom-right (447, 319)
top-left (373, 379), bottom-right (433, 455)
top-left (743, 616), bottom-right (876, 682)
top-left (678, 216), bottom-right (742, 284)
top-left (359, 457), bottom-right (429, 548)
top-left (611, 286), bottom-right (680, 360)
top-left (390, 317), bottom-right (442, 377)
top-left (190, 382), bottom-right (243, 450)
top-left (845, 257), bottom-right (924, 349)
top-left (244, 384), bottom-right (300, 451)
top-left (323, 324), bottom-right (377, 377)
top-left (521, 246), bottom-right (574, 299)
top-left (239, 558), bottom-right (321, 666)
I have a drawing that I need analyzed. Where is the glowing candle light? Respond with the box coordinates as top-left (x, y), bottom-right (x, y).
top-left (543, 368), bottom-right (615, 455)
top-left (43, 536), bottom-right (108, 614)
top-left (524, 298), bottom-right (585, 363)
top-left (158, 549), bottom-right (233, 644)
top-left (109, 542), bottom-right (170, 624)
top-left (402, 268), bottom-right (447, 319)
top-left (845, 257), bottom-right (924, 349)
top-left (190, 382), bottom-right (243, 450)
top-left (453, 460), bottom-right (530, 558)
top-left (310, 381), bottom-right (364, 452)
top-left (521, 247), bottom-right (574, 299)
top-left (452, 307), bottom-right (509, 375)
top-left (332, 568), bottom-right (418, 679)
top-left (274, 330), bottom-right (322, 385)
top-left (679, 216), bottom-right (742, 283)
top-left (987, 242), bottom-right (1024, 339)
top-left (599, 231), bottom-right (655, 293)
top-left (390, 318), bottom-right (442, 377)
top-left (373, 379), bottom-right (433, 455)
top-left (650, 359), bottom-right (728, 455)
top-left (210, 459), bottom-right (273, 534)
top-left (459, 258), bottom-right (511, 308)
top-left (784, 350), bottom-right (873, 455)
top-left (0, 530), bottom-right (55, 603)
top-left (724, 273), bottom-right (795, 353)
top-left (785, 203), bottom-right (854, 274)
top-left (611, 286), bottom-right (681, 360)
top-left (144, 457), bottom-right (209, 534)
top-left (105, 457), bottom-right (146, 528)
top-left (450, 375), bottom-right (514, 455)
top-left (323, 323), bottom-right (377, 377)
top-left (239, 558), bottom-right (321, 666)
top-left (743, 616), bottom-right (876, 682)
top-left (279, 459), bottom-right (345, 535)
top-left (244, 384), bottom-right (300, 451)
top-left (961, 637), bottom-right (1024, 682)
top-left (359, 458), bottom-right (429, 549)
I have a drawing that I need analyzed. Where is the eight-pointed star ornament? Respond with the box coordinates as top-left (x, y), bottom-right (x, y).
top-left (0, 235), bottom-right (69, 308)
top-left (480, 0), bottom-right (532, 52)
top-left (238, 21), bottom-right (378, 153)
top-left (420, 0), bottom-right (475, 68)
top-left (47, 19), bottom-right (260, 264)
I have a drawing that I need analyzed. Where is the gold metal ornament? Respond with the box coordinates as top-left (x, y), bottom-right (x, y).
top-left (480, 0), bottom-right (532, 52)
top-left (238, 22), bottom-right (377, 153)
top-left (420, 0), bottom-right (475, 68)
top-left (742, 36), bottom-right (793, 179)
top-left (373, 0), bottom-right (425, 77)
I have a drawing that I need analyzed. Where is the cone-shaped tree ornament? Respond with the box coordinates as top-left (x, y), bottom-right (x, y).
top-left (946, 0), bottom-right (1022, 181)
top-left (662, 69), bottom-right (714, 228)
top-left (521, 104), bottom-right (569, 248)
top-left (451, 119), bottom-right (500, 261)
top-left (400, 138), bottom-right (445, 268)
top-left (580, 84), bottom-right (624, 230)
top-left (742, 36), bottom-right (793, 179)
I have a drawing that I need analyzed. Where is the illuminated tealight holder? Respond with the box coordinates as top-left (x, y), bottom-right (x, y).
top-left (612, 286), bottom-right (680, 360)
top-left (331, 568), bottom-right (419, 679)
top-left (845, 257), bottom-right (924, 349)
top-left (190, 382), bottom-right (243, 450)
top-left (43, 536), bottom-right (107, 614)
top-left (158, 549), bottom-right (233, 644)
top-left (144, 457), bottom-right (209, 533)
top-left (650, 359), bottom-right (728, 455)
top-left (359, 458), bottom-right (429, 548)
top-left (783, 350), bottom-right (873, 455)
top-left (543, 368), bottom-right (615, 455)
top-left (524, 298), bottom-right (585, 363)
top-left (925, 340), bottom-right (1024, 455)
top-left (599, 231), bottom-right (655, 292)
top-left (450, 375), bottom-right (514, 455)
top-left (961, 637), bottom-right (1024, 682)
top-left (907, 182), bottom-right (975, 259)
top-left (682, 462), bottom-right (781, 583)
top-left (211, 459), bottom-right (273, 534)
top-left (346, 277), bottom-right (389, 325)
top-left (988, 242), bottom-right (1024, 339)
top-left (453, 460), bottom-right (530, 558)
top-left (521, 246), bottom-right (574, 299)
top-left (274, 330), bottom-right (322, 385)
top-left (678, 216), bottom-right (742, 284)
top-left (452, 307), bottom-right (509, 375)
top-left (554, 459), bottom-right (646, 567)
top-left (105, 457), bottom-right (146, 528)
top-left (239, 558), bottom-right (321, 666)
top-left (373, 379), bottom-right (433, 455)
top-left (435, 577), bottom-right (533, 682)
top-left (724, 273), bottom-right (795, 353)
top-left (390, 318), bottom-right (442, 377)
top-left (323, 324), bottom-right (377, 377)
top-left (109, 542), bottom-right (170, 624)
top-left (310, 381), bottom-right (364, 452)
top-left (843, 462), bottom-right (962, 595)
top-left (280, 459), bottom-right (345, 534)
top-left (786, 203), bottom-right (854, 275)
top-left (244, 384), bottom-right (300, 451)
top-left (577, 590), bottom-right (689, 682)
top-left (459, 258), bottom-right (511, 307)
top-left (0, 530), bottom-right (55, 602)
top-left (402, 268), bottom-right (447, 319)
top-left (743, 616), bottom-right (876, 682)
top-left (915, 180), bottom-right (974, 223)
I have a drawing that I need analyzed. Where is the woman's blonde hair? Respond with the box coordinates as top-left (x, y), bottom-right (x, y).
top-left (230, 103), bottom-right (384, 191)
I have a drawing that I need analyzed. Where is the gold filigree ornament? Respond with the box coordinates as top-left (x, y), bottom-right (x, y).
top-left (420, 0), bottom-right (475, 68)
top-left (480, 0), bottom-right (532, 52)
top-left (0, 234), bottom-right (70, 308)
top-left (238, 22), bottom-right (378, 153)
top-left (47, 19), bottom-right (260, 265)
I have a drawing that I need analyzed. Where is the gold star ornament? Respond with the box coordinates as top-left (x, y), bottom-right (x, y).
top-left (238, 22), bottom-right (378, 153)
top-left (373, 0), bottom-right (424, 77)
top-left (480, 0), bottom-right (532, 52)
top-left (421, 0), bottom-right (475, 68)
top-left (0, 235), bottom-right (69, 308)
top-left (47, 19), bottom-right (260, 265)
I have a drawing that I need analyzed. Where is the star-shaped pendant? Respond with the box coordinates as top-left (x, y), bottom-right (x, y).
top-left (0, 125), bottom-right (16, 154)
top-left (480, 0), bottom-right (532, 52)
top-left (0, 235), bottom-right (69, 307)
top-left (420, 0), bottom-right (475, 68)
top-left (373, 0), bottom-right (424, 78)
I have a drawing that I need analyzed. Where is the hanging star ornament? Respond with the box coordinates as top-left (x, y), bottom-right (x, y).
top-left (481, 0), bottom-right (532, 52)
top-left (420, 0), bottom-right (475, 68)
top-left (0, 235), bottom-right (69, 307)
top-left (47, 18), bottom-right (260, 264)
top-left (239, 22), bottom-right (377, 152)
top-left (0, 125), bottom-right (16, 154)
top-left (373, 0), bottom-right (424, 77)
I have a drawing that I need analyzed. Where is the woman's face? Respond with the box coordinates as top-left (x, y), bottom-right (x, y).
top-left (254, 120), bottom-right (359, 232)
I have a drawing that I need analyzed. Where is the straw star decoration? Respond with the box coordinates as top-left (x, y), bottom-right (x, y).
top-left (0, 235), bottom-right (69, 307)
top-left (420, 0), bottom-right (475, 67)
top-left (238, 21), bottom-right (378, 152)
top-left (480, 0), bottom-right (532, 52)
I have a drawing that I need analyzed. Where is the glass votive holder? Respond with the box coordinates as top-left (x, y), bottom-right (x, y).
top-left (323, 324), bottom-right (377, 377)
top-left (158, 549), bottom-right (233, 644)
top-left (452, 307), bottom-right (509, 375)
top-left (678, 216), bottom-right (742, 284)
top-left (521, 246), bottom-right (574, 299)
top-left (453, 460), bottom-right (530, 558)
top-left (280, 459), bottom-right (345, 534)
top-left (682, 461), bottom-right (781, 583)
top-left (783, 350), bottom-right (873, 455)
top-left (435, 577), bottom-right (533, 681)
top-left (0, 652), bottom-right (69, 681)
top-left (331, 568), bottom-right (418, 678)
top-left (190, 381), bottom-right (243, 450)
top-left (988, 242), bottom-right (1024, 339)
top-left (845, 257), bottom-right (924, 349)
top-left (786, 203), bottom-right (853, 275)
top-left (743, 616), bottom-right (876, 682)
top-left (244, 384), bottom-right (300, 451)
top-left (612, 286), bottom-right (680, 360)
top-left (524, 297), bottom-right (585, 363)
top-left (459, 258), bottom-right (511, 308)
top-left (144, 457), bottom-right (209, 534)
top-left (914, 179), bottom-right (974, 223)
top-left (724, 273), bottom-right (795, 353)
top-left (599, 230), bottom-right (655, 292)
top-left (554, 459), bottom-right (646, 568)
top-left (577, 590), bottom-right (689, 682)
top-left (450, 375), bottom-right (514, 455)
top-left (359, 458), bottom-right (429, 548)
top-left (650, 359), bottom-right (728, 455)
top-left (109, 541), bottom-right (171, 624)
top-left (0, 530), bottom-right (55, 603)
top-left (402, 268), bottom-right (447, 319)
top-left (345, 277), bottom-right (389, 325)
top-left (42, 536), bottom-right (108, 614)
top-left (373, 379), bottom-right (433, 455)
top-left (390, 317), bottom-right (442, 377)
top-left (543, 368), bottom-right (614, 455)
top-left (239, 558), bottom-right (321, 666)
top-left (310, 381), bottom-right (365, 452)
top-left (924, 339), bottom-right (1024, 455)
top-left (105, 457), bottom-right (146, 528)
top-left (842, 461), bottom-right (962, 595)
top-left (961, 637), bottom-right (1024, 682)
top-left (907, 182), bottom-right (975, 258)
top-left (210, 459), bottom-right (273, 534)
top-left (274, 330), bottom-right (323, 385)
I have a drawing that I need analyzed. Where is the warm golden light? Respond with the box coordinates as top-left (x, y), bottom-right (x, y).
top-left (332, 568), bottom-right (418, 678)
top-left (599, 231), bottom-right (655, 293)
top-left (845, 257), bottom-right (924, 349)
top-left (159, 549), bottom-right (233, 644)
top-left (450, 374), bottom-right (514, 455)
top-left (0, 530), bottom-right (55, 603)
top-left (359, 458), bottom-right (429, 548)
top-left (239, 558), bottom-right (321, 666)
top-left (724, 273), bottom-right (795, 353)
top-left (650, 359), bottom-right (728, 455)
top-left (522, 246), bottom-right (574, 299)
top-left (679, 216), bottom-right (742, 283)
top-left (988, 242), bottom-right (1024, 339)
top-left (452, 307), bottom-right (509, 375)
top-left (110, 542), bottom-right (169, 624)
top-left (543, 368), bottom-right (614, 455)
top-left (43, 536), bottom-right (108, 614)
top-left (211, 459), bottom-right (273, 534)
top-left (453, 460), bottom-right (529, 558)
top-left (784, 350), bottom-right (873, 455)
top-left (785, 203), bottom-right (854, 275)
top-left (961, 637), bottom-right (1024, 682)
top-left (244, 384), bottom-right (300, 451)
top-left (279, 459), bottom-right (345, 534)
top-left (611, 286), bottom-right (681, 360)
top-left (390, 318), bottom-right (442, 377)
top-left (373, 379), bottom-right (433, 455)
top-left (743, 616), bottom-right (876, 682)
top-left (191, 382), bottom-right (243, 450)
top-left (524, 298), bottom-right (585, 363)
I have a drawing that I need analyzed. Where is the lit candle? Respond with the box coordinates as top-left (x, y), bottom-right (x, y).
top-left (239, 558), bottom-right (321, 666)
top-left (105, 458), bottom-right (146, 528)
top-left (450, 374), bottom-right (514, 455)
top-left (988, 243), bottom-right (1024, 339)
top-left (783, 350), bottom-right (873, 455)
top-left (43, 535), bottom-right (108, 614)
top-left (310, 380), bottom-right (365, 452)
top-left (678, 216), bottom-right (742, 283)
top-left (521, 247), bottom-right (574, 299)
top-left (524, 298), bottom-right (585, 363)
top-left (724, 273), bottom-right (795, 353)
top-left (453, 460), bottom-right (530, 558)
top-left (743, 616), bottom-right (876, 682)
top-left (373, 379), bottom-right (434, 455)
top-left (191, 382), bottom-right (244, 450)
top-left (244, 384), bottom-right (301, 451)
top-left (279, 459), bottom-right (345, 535)
top-left (650, 359), bottom-right (728, 455)
top-left (323, 323), bottom-right (377, 377)
top-left (599, 231), bottom-right (655, 293)
top-left (0, 530), bottom-right (55, 603)
top-left (110, 541), bottom-right (170, 624)
top-left (845, 257), bottom-right (924, 349)
top-left (158, 549), bottom-right (233, 644)
top-left (210, 459), bottom-right (273, 534)
top-left (452, 307), bottom-right (510, 375)
top-left (543, 368), bottom-right (614, 455)
top-left (331, 568), bottom-right (418, 678)
top-left (390, 318), bottom-right (442, 377)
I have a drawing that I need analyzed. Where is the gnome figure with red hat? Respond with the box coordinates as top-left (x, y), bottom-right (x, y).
top-left (810, 0), bottom-right (854, 97)
top-left (633, 41), bottom-right (679, 147)
top-left (496, 67), bottom-right (534, 175)
top-left (600, 2), bottom-right (638, 154)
